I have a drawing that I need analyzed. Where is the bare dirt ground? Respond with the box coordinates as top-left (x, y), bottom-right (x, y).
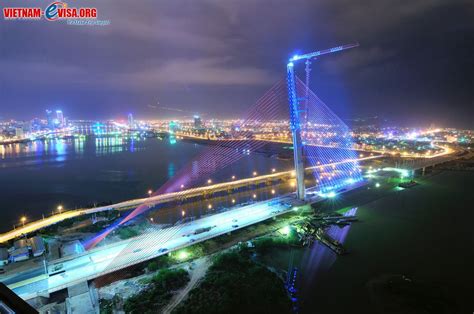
top-left (162, 257), bottom-right (210, 314)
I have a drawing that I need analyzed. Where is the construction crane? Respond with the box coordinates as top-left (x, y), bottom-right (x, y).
top-left (287, 43), bottom-right (359, 200)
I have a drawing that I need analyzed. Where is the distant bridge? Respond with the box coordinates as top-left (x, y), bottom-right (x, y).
top-left (0, 155), bottom-right (380, 243)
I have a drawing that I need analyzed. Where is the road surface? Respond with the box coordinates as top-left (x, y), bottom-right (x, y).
top-left (5, 195), bottom-right (299, 300)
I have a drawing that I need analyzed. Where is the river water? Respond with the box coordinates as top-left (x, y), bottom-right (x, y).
top-left (0, 136), bottom-right (293, 233)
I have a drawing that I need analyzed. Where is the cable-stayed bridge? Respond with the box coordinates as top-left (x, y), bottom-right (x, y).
top-left (1, 44), bottom-right (439, 300)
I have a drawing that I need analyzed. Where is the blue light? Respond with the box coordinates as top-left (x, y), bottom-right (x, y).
top-left (319, 191), bottom-right (337, 198)
top-left (345, 178), bottom-right (355, 184)
top-left (291, 55), bottom-right (299, 61)
top-left (287, 62), bottom-right (294, 67)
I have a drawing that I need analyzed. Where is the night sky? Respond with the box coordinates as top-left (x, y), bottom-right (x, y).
top-left (1, 0), bottom-right (473, 128)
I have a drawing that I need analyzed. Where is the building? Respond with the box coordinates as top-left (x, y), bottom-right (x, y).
top-left (194, 115), bottom-right (202, 128)
top-left (31, 118), bottom-right (42, 131)
top-left (169, 121), bottom-right (179, 133)
top-left (15, 127), bottom-right (24, 138)
top-left (9, 238), bottom-right (30, 262)
top-left (13, 239), bottom-right (28, 250)
top-left (46, 109), bottom-right (54, 129)
top-left (29, 236), bottom-right (45, 257)
top-left (10, 247), bottom-right (29, 263)
top-left (61, 240), bottom-right (85, 257)
top-left (56, 110), bottom-right (64, 128)
top-left (128, 113), bottom-right (134, 129)
top-left (0, 248), bottom-right (9, 266)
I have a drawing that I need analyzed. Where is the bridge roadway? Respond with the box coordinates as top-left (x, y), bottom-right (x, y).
top-left (4, 179), bottom-right (370, 300)
top-left (5, 193), bottom-right (306, 300)
top-left (0, 156), bottom-right (381, 243)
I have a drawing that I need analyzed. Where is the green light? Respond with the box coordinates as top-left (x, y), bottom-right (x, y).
top-left (375, 183), bottom-right (380, 188)
top-left (279, 226), bottom-right (291, 236)
top-left (176, 250), bottom-right (189, 260)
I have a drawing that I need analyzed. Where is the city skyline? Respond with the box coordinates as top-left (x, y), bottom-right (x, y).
top-left (1, 0), bottom-right (473, 129)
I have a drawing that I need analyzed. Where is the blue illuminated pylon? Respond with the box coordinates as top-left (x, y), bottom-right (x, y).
top-left (287, 62), bottom-right (306, 200)
top-left (287, 43), bottom-right (359, 200)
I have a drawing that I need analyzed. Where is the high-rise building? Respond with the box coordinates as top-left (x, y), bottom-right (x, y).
top-left (15, 127), bottom-right (24, 138)
top-left (194, 115), bottom-right (202, 128)
top-left (46, 110), bottom-right (54, 129)
top-left (31, 118), bottom-right (41, 131)
top-left (56, 110), bottom-right (64, 128)
top-left (128, 113), bottom-right (134, 129)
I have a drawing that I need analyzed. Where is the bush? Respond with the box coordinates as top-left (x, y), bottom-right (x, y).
top-left (147, 261), bottom-right (160, 272)
top-left (118, 227), bottom-right (139, 239)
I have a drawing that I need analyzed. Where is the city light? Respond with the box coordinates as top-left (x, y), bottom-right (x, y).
top-left (271, 189), bottom-right (275, 194)
top-left (181, 210), bottom-right (186, 217)
top-left (207, 179), bottom-right (212, 184)
top-left (148, 190), bottom-right (153, 196)
top-left (375, 182), bottom-right (381, 188)
top-left (20, 216), bottom-right (26, 226)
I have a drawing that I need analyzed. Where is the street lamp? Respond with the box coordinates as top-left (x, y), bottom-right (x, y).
top-left (21, 216), bottom-right (26, 226)
top-left (57, 205), bottom-right (63, 214)
top-left (207, 179), bottom-right (212, 184)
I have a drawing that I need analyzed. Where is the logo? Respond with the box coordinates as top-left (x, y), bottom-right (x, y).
top-left (3, 2), bottom-right (102, 23)
top-left (44, 2), bottom-right (97, 21)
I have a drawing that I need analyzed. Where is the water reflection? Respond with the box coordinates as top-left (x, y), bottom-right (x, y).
top-left (301, 207), bottom-right (358, 292)
top-left (168, 162), bottom-right (175, 178)
top-left (0, 136), bottom-right (150, 168)
top-left (54, 139), bottom-right (66, 162)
